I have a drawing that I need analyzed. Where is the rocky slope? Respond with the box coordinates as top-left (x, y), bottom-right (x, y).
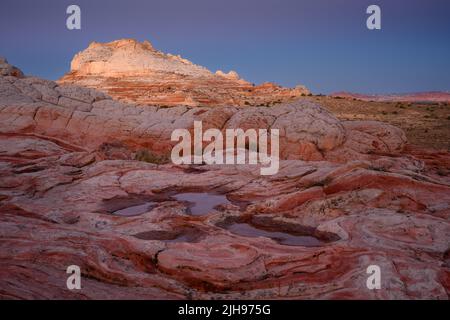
top-left (0, 57), bottom-right (23, 78)
top-left (1, 59), bottom-right (449, 299)
top-left (58, 39), bottom-right (310, 108)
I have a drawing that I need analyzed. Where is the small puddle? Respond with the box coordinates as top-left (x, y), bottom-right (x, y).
top-left (102, 195), bottom-right (158, 217)
top-left (225, 223), bottom-right (325, 247)
top-left (112, 202), bottom-right (155, 217)
top-left (173, 192), bottom-right (231, 216)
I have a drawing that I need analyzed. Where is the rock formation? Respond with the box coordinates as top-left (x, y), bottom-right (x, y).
top-left (1, 59), bottom-right (449, 299)
top-left (58, 39), bottom-right (310, 107)
top-left (0, 57), bottom-right (24, 78)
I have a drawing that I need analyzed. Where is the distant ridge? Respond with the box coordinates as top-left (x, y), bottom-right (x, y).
top-left (331, 91), bottom-right (450, 103)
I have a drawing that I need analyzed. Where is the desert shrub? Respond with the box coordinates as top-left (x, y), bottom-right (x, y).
top-left (135, 149), bottom-right (169, 164)
top-left (98, 141), bottom-right (132, 160)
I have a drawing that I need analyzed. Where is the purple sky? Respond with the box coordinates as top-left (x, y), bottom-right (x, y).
top-left (1, 0), bottom-right (449, 94)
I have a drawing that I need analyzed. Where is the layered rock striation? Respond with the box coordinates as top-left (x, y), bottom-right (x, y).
top-left (58, 39), bottom-right (310, 107)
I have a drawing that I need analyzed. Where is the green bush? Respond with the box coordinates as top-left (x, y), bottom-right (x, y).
top-left (135, 149), bottom-right (170, 164)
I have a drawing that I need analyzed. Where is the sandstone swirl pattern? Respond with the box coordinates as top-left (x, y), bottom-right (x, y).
top-left (0, 58), bottom-right (449, 299)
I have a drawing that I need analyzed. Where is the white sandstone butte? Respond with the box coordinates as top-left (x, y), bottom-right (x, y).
top-left (59, 39), bottom-right (310, 107)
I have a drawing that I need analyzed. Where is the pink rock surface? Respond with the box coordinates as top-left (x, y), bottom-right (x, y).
top-left (0, 61), bottom-right (449, 300)
top-left (0, 69), bottom-right (408, 162)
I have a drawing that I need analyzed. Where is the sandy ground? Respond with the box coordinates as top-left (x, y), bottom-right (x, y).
top-left (307, 96), bottom-right (450, 150)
